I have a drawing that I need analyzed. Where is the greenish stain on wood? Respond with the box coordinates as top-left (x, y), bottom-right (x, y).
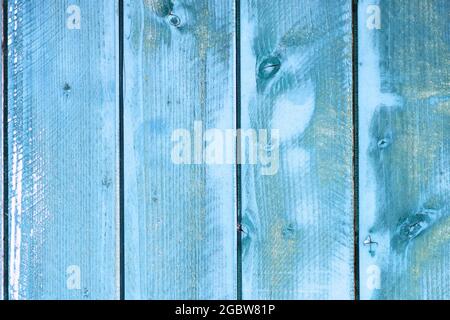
top-left (2, 0), bottom-right (449, 301)
top-left (240, 0), bottom-right (354, 299)
top-left (7, 0), bottom-right (120, 299)
top-left (124, 0), bottom-right (237, 299)
top-left (358, 0), bottom-right (450, 299)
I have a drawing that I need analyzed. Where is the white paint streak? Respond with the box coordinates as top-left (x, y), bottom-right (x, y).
top-left (240, 11), bottom-right (256, 132)
top-left (10, 140), bottom-right (23, 300)
top-left (358, 0), bottom-right (381, 300)
top-left (358, 0), bottom-right (402, 300)
top-left (272, 81), bottom-right (315, 142)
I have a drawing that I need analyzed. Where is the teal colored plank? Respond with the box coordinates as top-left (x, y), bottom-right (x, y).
top-left (358, 0), bottom-right (450, 299)
top-left (124, 0), bottom-right (237, 299)
top-left (240, 0), bottom-right (354, 299)
top-left (7, 0), bottom-right (119, 299)
top-left (1, 2), bottom-right (3, 301)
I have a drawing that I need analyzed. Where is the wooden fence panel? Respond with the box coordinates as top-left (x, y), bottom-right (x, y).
top-left (358, 0), bottom-right (450, 299)
top-left (7, 0), bottom-right (119, 299)
top-left (124, 0), bottom-right (237, 299)
top-left (1, 0), bottom-right (4, 301)
top-left (240, 0), bottom-right (355, 299)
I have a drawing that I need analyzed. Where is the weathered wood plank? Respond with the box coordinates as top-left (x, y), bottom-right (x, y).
top-left (1, 0), bottom-right (4, 301)
top-left (7, 0), bottom-right (119, 299)
top-left (240, 0), bottom-right (354, 299)
top-left (358, 0), bottom-right (450, 299)
top-left (124, 0), bottom-right (237, 299)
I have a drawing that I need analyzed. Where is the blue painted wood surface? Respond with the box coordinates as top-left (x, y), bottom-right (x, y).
top-left (1, 1), bottom-right (4, 301)
top-left (6, 0), bottom-right (119, 299)
top-left (358, 0), bottom-right (450, 299)
top-left (1, 0), bottom-right (449, 301)
top-left (240, 0), bottom-right (355, 299)
top-left (124, 0), bottom-right (237, 299)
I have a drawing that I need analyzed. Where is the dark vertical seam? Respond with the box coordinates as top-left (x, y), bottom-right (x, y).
top-left (235, 0), bottom-right (242, 301)
top-left (2, 0), bottom-right (8, 301)
top-left (352, 0), bottom-right (360, 301)
top-left (118, 0), bottom-right (125, 301)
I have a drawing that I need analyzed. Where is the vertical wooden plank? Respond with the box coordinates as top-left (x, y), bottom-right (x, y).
top-left (0, 0), bottom-right (4, 301)
top-left (240, 0), bottom-right (354, 299)
top-left (124, 0), bottom-right (237, 299)
top-left (7, 0), bottom-right (119, 299)
top-left (359, 0), bottom-right (450, 299)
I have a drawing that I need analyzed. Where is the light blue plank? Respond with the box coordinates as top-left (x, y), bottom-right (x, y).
top-left (359, 0), bottom-right (450, 299)
top-left (240, 0), bottom-right (354, 299)
top-left (7, 0), bottom-right (119, 299)
top-left (124, 0), bottom-right (237, 299)
top-left (1, 2), bottom-right (4, 301)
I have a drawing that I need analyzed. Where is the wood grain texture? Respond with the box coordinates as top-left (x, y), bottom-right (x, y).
top-left (240, 0), bottom-right (354, 299)
top-left (124, 0), bottom-right (237, 299)
top-left (1, 1), bottom-right (4, 301)
top-left (359, 0), bottom-right (450, 299)
top-left (7, 0), bottom-right (119, 299)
